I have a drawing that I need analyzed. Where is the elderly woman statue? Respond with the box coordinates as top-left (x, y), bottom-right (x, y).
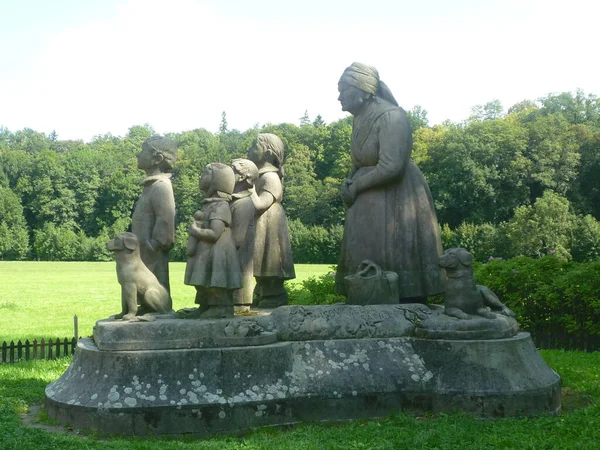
top-left (335, 62), bottom-right (445, 303)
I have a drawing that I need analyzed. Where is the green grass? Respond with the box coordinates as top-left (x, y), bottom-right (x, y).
top-left (0, 350), bottom-right (599, 449)
top-left (0, 262), bottom-right (331, 342)
top-left (3, 262), bottom-right (599, 448)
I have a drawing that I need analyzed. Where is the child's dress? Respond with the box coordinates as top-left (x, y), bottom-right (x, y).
top-left (184, 198), bottom-right (241, 290)
top-left (253, 168), bottom-right (296, 280)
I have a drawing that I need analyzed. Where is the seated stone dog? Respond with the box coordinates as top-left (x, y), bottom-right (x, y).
top-left (106, 232), bottom-right (172, 321)
top-left (439, 248), bottom-right (515, 320)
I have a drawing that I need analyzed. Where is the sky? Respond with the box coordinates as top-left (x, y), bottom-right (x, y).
top-left (1, 0), bottom-right (599, 141)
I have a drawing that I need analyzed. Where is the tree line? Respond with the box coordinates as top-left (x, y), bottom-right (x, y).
top-left (1, 90), bottom-right (599, 263)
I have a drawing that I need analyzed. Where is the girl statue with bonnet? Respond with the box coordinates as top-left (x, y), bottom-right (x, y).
top-left (336, 62), bottom-right (445, 303)
top-left (184, 163), bottom-right (241, 318)
top-left (248, 133), bottom-right (296, 308)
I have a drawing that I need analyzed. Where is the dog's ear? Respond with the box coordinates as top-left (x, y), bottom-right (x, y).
top-left (106, 238), bottom-right (121, 251)
top-left (457, 249), bottom-right (473, 267)
top-left (123, 235), bottom-right (138, 251)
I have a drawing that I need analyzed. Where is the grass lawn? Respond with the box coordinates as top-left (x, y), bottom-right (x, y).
top-left (0, 262), bottom-right (332, 342)
top-left (0, 350), bottom-right (599, 449)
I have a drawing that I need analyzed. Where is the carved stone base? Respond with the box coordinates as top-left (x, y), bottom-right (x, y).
top-left (46, 320), bottom-right (560, 436)
top-left (415, 313), bottom-right (519, 340)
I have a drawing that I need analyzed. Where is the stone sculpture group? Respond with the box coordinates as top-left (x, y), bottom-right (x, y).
top-left (45, 62), bottom-right (561, 437)
top-left (115, 132), bottom-right (296, 320)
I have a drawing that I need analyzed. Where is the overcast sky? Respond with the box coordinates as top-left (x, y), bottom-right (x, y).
top-left (1, 0), bottom-right (599, 141)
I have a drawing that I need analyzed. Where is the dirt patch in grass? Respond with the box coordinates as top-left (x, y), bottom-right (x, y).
top-left (560, 387), bottom-right (595, 412)
top-left (19, 404), bottom-right (88, 438)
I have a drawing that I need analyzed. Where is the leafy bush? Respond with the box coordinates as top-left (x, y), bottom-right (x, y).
top-left (287, 266), bottom-right (345, 305)
top-left (571, 214), bottom-right (600, 262)
top-left (440, 222), bottom-right (500, 262)
top-left (171, 222), bottom-right (190, 263)
top-left (33, 223), bottom-right (80, 261)
top-left (502, 191), bottom-right (575, 260)
top-left (441, 201), bottom-right (600, 263)
top-left (475, 255), bottom-right (600, 335)
top-left (288, 219), bottom-right (342, 264)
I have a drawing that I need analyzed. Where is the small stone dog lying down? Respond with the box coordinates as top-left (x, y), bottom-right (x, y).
top-left (106, 232), bottom-right (172, 321)
top-left (439, 248), bottom-right (516, 320)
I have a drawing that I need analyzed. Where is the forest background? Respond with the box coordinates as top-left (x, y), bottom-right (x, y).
top-left (1, 90), bottom-right (599, 265)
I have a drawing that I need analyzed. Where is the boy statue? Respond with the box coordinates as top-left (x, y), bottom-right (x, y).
top-left (132, 135), bottom-right (178, 293)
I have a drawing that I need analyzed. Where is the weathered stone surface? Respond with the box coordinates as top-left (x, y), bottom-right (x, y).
top-left (106, 232), bottom-right (173, 321)
top-left (132, 135), bottom-right (177, 293)
top-left (439, 248), bottom-right (516, 321)
top-left (230, 159), bottom-right (259, 308)
top-left (184, 163), bottom-right (240, 319)
top-left (94, 304), bottom-right (436, 351)
top-left (335, 62), bottom-right (445, 303)
top-left (415, 313), bottom-right (519, 340)
top-left (94, 317), bottom-right (276, 351)
top-left (248, 133), bottom-right (296, 308)
top-left (46, 332), bottom-right (560, 436)
top-left (269, 304), bottom-right (434, 341)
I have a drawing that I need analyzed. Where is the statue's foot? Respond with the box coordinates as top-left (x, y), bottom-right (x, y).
top-left (477, 308), bottom-right (497, 320)
top-left (444, 307), bottom-right (470, 320)
top-left (199, 306), bottom-right (234, 319)
top-left (122, 313), bottom-right (137, 321)
top-left (112, 312), bottom-right (126, 320)
top-left (180, 305), bottom-right (209, 319)
top-left (256, 294), bottom-right (288, 309)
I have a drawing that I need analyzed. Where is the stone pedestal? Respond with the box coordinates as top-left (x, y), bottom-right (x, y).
top-left (45, 306), bottom-right (561, 436)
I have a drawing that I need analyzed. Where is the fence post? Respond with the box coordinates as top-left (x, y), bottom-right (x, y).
top-left (9, 341), bottom-right (15, 363)
top-left (40, 338), bottom-right (45, 360)
top-left (1, 341), bottom-right (6, 363)
top-left (33, 339), bottom-right (38, 360)
top-left (74, 315), bottom-right (78, 342)
top-left (17, 340), bottom-right (23, 362)
top-left (25, 339), bottom-right (31, 362)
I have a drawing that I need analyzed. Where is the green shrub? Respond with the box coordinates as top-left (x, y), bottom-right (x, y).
top-left (33, 223), bottom-right (80, 260)
top-left (475, 255), bottom-right (600, 335)
top-left (171, 222), bottom-right (190, 263)
top-left (440, 222), bottom-right (499, 262)
top-left (287, 266), bottom-right (345, 305)
top-left (288, 219), bottom-right (342, 264)
top-left (572, 214), bottom-right (600, 262)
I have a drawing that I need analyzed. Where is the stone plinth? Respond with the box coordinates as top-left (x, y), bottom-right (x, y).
top-left (94, 317), bottom-right (276, 351)
top-left (46, 310), bottom-right (560, 436)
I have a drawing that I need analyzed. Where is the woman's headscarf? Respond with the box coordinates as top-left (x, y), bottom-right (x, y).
top-left (339, 62), bottom-right (399, 107)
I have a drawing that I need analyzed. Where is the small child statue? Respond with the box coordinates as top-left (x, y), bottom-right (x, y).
top-left (247, 133), bottom-right (296, 308)
top-left (230, 158), bottom-right (259, 312)
top-left (184, 163), bottom-right (241, 318)
top-left (132, 135), bottom-right (178, 293)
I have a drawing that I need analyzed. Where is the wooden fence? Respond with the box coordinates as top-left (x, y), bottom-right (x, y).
top-left (1, 329), bottom-right (598, 364)
top-left (530, 330), bottom-right (600, 352)
top-left (1, 337), bottom-right (79, 363)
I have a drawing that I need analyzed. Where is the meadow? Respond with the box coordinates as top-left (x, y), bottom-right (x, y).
top-left (1, 262), bottom-right (600, 448)
top-left (0, 350), bottom-right (598, 449)
top-left (0, 262), bottom-right (330, 342)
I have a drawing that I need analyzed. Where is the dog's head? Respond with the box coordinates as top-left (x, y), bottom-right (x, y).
top-left (106, 232), bottom-right (139, 253)
top-left (439, 248), bottom-right (473, 274)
